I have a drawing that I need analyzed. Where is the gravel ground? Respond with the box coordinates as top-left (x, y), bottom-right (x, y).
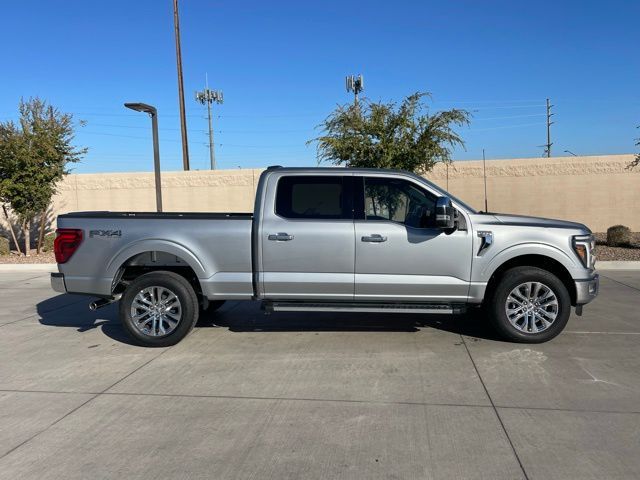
top-left (2, 232), bottom-right (639, 263)
top-left (0, 250), bottom-right (55, 264)
top-left (594, 232), bottom-right (640, 261)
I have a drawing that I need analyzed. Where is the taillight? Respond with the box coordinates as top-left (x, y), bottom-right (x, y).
top-left (54, 229), bottom-right (83, 264)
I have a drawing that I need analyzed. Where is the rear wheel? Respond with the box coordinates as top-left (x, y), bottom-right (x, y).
top-left (120, 271), bottom-right (199, 347)
top-left (487, 266), bottom-right (571, 343)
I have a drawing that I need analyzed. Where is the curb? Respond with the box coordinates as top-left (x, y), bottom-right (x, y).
top-left (596, 261), bottom-right (640, 270)
top-left (0, 263), bottom-right (57, 272)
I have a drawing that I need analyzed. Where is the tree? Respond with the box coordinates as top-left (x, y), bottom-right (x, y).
top-left (631, 126), bottom-right (640, 169)
top-left (0, 98), bottom-right (86, 255)
top-left (309, 92), bottom-right (470, 173)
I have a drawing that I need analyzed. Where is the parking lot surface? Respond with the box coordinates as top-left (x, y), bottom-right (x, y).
top-left (0, 269), bottom-right (639, 479)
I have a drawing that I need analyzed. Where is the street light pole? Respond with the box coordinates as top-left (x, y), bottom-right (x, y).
top-left (124, 102), bottom-right (163, 212)
top-left (150, 112), bottom-right (163, 212)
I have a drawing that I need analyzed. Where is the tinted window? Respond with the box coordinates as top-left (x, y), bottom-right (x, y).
top-left (276, 176), bottom-right (347, 219)
top-left (364, 177), bottom-right (436, 228)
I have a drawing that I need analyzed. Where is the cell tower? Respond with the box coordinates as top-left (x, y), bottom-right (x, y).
top-left (345, 74), bottom-right (364, 106)
top-left (195, 74), bottom-right (223, 170)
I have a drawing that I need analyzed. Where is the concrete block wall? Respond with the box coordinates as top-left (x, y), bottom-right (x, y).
top-left (2, 154), bottom-right (638, 236)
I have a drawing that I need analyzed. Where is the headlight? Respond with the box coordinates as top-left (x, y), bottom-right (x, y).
top-left (572, 234), bottom-right (595, 269)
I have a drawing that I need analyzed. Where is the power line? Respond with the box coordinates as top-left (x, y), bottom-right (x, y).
top-left (80, 122), bottom-right (209, 133)
top-left (468, 104), bottom-right (546, 110)
top-left (79, 131), bottom-right (308, 149)
top-left (80, 123), bottom-right (312, 134)
top-left (473, 113), bottom-right (547, 121)
top-left (469, 122), bottom-right (546, 132)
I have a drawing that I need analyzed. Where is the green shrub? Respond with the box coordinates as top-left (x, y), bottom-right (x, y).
top-left (607, 225), bottom-right (632, 247)
top-left (0, 236), bottom-right (9, 256)
top-left (43, 233), bottom-right (56, 252)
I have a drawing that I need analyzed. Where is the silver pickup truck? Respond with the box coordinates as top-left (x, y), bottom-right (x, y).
top-left (51, 166), bottom-right (599, 346)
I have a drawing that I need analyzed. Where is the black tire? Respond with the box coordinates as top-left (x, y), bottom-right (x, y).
top-left (486, 266), bottom-right (571, 343)
top-left (120, 271), bottom-right (199, 347)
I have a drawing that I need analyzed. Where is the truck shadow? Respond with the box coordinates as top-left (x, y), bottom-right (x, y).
top-left (36, 296), bottom-right (501, 343)
top-left (203, 302), bottom-right (502, 340)
top-left (36, 294), bottom-right (137, 345)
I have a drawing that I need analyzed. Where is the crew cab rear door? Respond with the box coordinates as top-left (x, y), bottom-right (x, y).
top-left (258, 173), bottom-right (355, 300)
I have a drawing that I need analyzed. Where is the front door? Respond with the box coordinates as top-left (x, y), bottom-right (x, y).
top-left (260, 174), bottom-right (355, 300)
top-left (354, 175), bottom-right (473, 302)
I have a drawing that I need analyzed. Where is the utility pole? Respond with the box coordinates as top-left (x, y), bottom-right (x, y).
top-left (173, 0), bottom-right (190, 170)
top-left (545, 98), bottom-right (554, 158)
top-left (482, 149), bottom-right (488, 212)
top-left (345, 74), bottom-right (364, 106)
top-left (195, 74), bottom-right (223, 170)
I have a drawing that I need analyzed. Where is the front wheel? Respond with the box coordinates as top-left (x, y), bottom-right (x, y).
top-left (487, 266), bottom-right (571, 343)
top-left (120, 271), bottom-right (199, 347)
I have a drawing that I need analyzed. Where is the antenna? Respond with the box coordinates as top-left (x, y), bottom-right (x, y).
top-left (345, 74), bottom-right (364, 106)
top-left (482, 149), bottom-right (488, 212)
top-left (195, 74), bottom-right (224, 170)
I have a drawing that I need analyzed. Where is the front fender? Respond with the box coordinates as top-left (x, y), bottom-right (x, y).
top-left (476, 242), bottom-right (582, 283)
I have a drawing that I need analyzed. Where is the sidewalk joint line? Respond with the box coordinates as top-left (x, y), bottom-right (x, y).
top-left (460, 335), bottom-right (530, 480)
top-left (600, 274), bottom-right (640, 293)
top-left (0, 344), bottom-right (173, 461)
top-left (2, 388), bottom-right (640, 415)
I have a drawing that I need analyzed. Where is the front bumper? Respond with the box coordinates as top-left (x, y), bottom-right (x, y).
top-left (51, 272), bottom-right (66, 293)
top-left (575, 273), bottom-right (599, 305)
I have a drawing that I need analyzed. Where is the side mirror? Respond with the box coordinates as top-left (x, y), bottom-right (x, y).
top-left (435, 196), bottom-right (455, 229)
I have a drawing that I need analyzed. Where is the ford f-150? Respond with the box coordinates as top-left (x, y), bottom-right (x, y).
top-left (51, 167), bottom-right (599, 346)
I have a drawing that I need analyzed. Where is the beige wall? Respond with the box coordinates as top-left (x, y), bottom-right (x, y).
top-left (4, 154), bottom-right (639, 235)
top-left (424, 154), bottom-right (639, 231)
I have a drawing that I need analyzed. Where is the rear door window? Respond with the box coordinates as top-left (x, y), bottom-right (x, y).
top-left (276, 176), bottom-right (350, 220)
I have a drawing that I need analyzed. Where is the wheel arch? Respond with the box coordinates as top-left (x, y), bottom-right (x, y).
top-left (484, 254), bottom-right (577, 306)
top-left (107, 240), bottom-right (207, 296)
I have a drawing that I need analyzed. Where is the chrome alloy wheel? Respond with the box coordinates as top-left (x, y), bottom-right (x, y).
top-left (130, 286), bottom-right (182, 337)
top-left (505, 282), bottom-right (558, 334)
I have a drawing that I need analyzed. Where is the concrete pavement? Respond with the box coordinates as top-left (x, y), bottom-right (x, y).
top-left (0, 269), bottom-right (639, 479)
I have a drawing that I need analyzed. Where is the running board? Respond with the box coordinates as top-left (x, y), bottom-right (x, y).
top-left (263, 302), bottom-right (466, 315)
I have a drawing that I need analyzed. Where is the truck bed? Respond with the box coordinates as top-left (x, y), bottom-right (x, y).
top-left (56, 211), bottom-right (254, 300)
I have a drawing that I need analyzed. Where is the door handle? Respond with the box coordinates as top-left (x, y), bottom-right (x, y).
top-left (268, 232), bottom-right (294, 241)
top-left (361, 234), bottom-right (387, 243)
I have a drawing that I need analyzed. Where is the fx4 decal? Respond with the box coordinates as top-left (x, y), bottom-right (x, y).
top-left (89, 229), bottom-right (122, 238)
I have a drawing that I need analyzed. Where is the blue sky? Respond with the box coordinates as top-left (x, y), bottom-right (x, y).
top-left (1, 0), bottom-right (638, 173)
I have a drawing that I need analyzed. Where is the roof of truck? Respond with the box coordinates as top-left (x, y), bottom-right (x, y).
top-left (266, 165), bottom-right (417, 175)
top-left (263, 166), bottom-right (478, 213)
